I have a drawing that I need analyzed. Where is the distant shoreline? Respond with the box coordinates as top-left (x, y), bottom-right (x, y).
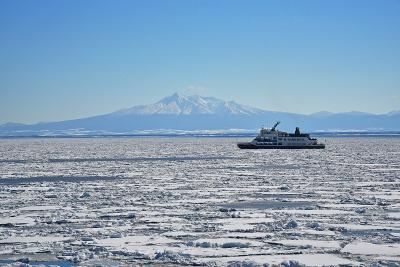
top-left (0, 131), bottom-right (399, 139)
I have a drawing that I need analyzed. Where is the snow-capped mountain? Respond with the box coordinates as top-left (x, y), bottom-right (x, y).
top-left (113, 93), bottom-right (265, 116)
top-left (0, 93), bottom-right (399, 136)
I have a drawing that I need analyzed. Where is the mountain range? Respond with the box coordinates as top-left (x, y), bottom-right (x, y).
top-left (1, 93), bottom-right (399, 136)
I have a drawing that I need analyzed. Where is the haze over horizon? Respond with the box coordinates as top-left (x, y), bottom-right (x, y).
top-left (1, 0), bottom-right (399, 124)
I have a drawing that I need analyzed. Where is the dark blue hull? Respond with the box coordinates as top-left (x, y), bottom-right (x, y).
top-left (237, 142), bottom-right (325, 149)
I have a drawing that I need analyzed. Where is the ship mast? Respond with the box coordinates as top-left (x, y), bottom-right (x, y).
top-left (271, 121), bottom-right (280, 131)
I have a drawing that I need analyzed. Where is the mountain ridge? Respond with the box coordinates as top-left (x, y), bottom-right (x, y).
top-left (1, 93), bottom-right (399, 135)
top-left (111, 92), bottom-right (267, 116)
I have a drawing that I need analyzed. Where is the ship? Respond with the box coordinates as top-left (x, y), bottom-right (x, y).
top-left (237, 121), bottom-right (325, 149)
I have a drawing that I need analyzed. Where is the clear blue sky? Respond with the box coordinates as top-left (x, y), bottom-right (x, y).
top-left (1, 0), bottom-right (399, 123)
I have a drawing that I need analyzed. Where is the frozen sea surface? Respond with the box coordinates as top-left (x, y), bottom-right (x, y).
top-left (0, 137), bottom-right (399, 266)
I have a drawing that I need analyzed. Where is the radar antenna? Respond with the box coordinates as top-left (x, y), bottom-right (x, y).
top-left (271, 121), bottom-right (280, 131)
